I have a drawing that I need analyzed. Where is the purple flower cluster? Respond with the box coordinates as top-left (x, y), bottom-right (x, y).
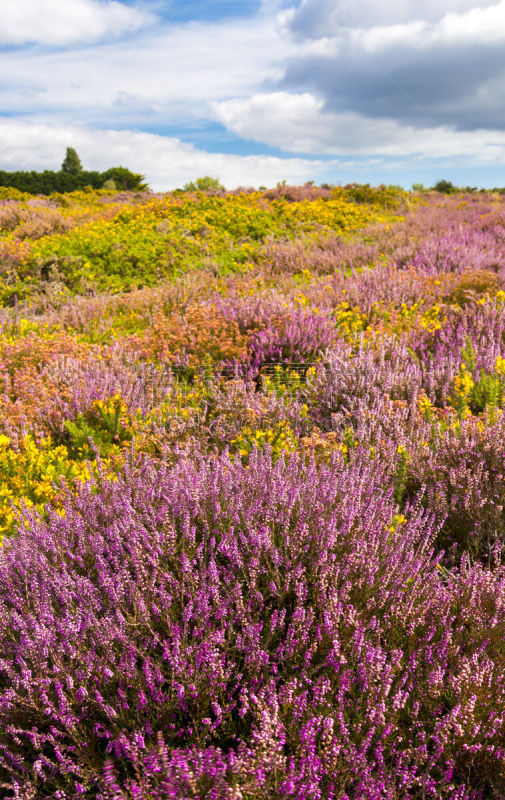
top-left (1, 451), bottom-right (505, 798)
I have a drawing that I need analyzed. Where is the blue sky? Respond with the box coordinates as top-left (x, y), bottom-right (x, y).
top-left (157, 1), bottom-right (262, 23)
top-left (2, 0), bottom-right (505, 189)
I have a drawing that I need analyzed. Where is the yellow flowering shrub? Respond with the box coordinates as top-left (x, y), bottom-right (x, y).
top-left (231, 419), bottom-right (298, 462)
top-left (449, 363), bottom-right (474, 418)
top-left (62, 395), bottom-right (137, 459)
top-left (277, 197), bottom-right (386, 235)
top-left (332, 301), bottom-right (369, 340)
top-left (1, 189), bottom-right (387, 300)
top-left (0, 434), bottom-right (91, 539)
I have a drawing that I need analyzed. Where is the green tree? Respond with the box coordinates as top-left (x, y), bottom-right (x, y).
top-left (433, 179), bottom-right (456, 194)
top-left (183, 176), bottom-right (225, 192)
top-left (100, 166), bottom-right (148, 191)
top-left (61, 147), bottom-right (83, 175)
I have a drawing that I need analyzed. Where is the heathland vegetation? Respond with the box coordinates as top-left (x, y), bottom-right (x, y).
top-left (1, 177), bottom-right (505, 798)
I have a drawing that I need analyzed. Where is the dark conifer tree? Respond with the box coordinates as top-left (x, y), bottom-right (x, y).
top-left (61, 147), bottom-right (83, 175)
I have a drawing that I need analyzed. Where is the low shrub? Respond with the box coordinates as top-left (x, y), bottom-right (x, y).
top-left (1, 452), bottom-right (505, 798)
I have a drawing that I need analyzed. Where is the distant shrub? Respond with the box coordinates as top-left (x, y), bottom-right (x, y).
top-left (340, 182), bottom-right (407, 208)
top-left (433, 179), bottom-right (457, 194)
top-left (262, 183), bottom-right (332, 202)
top-left (100, 167), bottom-right (148, 191)
top-left (183, 176), bottom-right (225, 193)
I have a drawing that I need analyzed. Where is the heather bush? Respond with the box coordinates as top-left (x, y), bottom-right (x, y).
top-left (130, 305), bottom-right (250, 375)
top-left (260, 235), bottom-right (381, 277)
top-left (411, 228), bottom-right (505, 276)
top-left (404, 412), bottom-right (505, 563)
top-left (245, 309), bottom-right (337, 376)
top-left (2, 451), bottom-right (505, 798)
top-left (308, 336), bottom-right (423, 428)
top-left (40, 347), bottom-right (174, 430)
top-left (262, 183), bottom-right (333, 202)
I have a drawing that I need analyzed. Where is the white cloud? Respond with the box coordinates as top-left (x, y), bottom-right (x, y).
top-left (0, 0), bottom-right (154, 46)
top-left (283, 1), bottom-right (505, 55)
top-left (0, 15), bottom-right (295, 123)
top-left (0, 119), bottom-right (328, 190)
top-left (352, 1), bottom-right (505, 51)
top-left (212, 92), bottom-right (330, 153)
top-left (284, 0), bottom-right (499, 34)
top-left (212, 91), bottom-right (505, 162)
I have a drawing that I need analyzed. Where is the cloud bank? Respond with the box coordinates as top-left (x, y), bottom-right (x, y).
top-left (212, 91), bottom-right (505, 162)
top-left (278, 0), bottom-right (505, 132)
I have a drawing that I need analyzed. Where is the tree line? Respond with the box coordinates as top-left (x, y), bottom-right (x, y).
top-left (0, 148), bottom-right (148, 194)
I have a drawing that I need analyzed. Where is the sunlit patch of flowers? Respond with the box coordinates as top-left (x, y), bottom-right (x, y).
top-left (231, 418), bottom-right (298, 461)
top-left (0, 188), bottom-right (388, 299)
top-left (0, 433), bottom-right (90, 537)
top-left (62, 394), bottom-right (137, 459)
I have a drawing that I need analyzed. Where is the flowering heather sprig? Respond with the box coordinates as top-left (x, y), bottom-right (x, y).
top-left (309, 335), bottom-right (424, 428)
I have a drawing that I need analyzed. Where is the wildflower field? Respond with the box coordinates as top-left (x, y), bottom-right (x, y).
top-left (2, 182), bottom-right (505, 798)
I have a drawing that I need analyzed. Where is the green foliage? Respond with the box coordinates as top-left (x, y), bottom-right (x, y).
top-left (461, 336), bottom-right (476, 374)
top-left (61, 147), bottom-right (83, 175)
top-left (0, 169), bottom-right (103, 194)
top-left (62, 397), bottom-right (134, 459)
top-left (100, 166), bottom-right (148, 191)
top-left (341, 183), bottom-right (407, 209)
top-left (433, 179), bottom-right (457, 194)
top-left (469, 372), bottom-right (504, 416)
top-left (394, 446), bottom-right (410, 504)
top-left (0, 165), bottom-right (147, 196)
top-left (430, 180), bottom-right (478, 195)
top-left (182, 176), bottom-right (225, 192)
